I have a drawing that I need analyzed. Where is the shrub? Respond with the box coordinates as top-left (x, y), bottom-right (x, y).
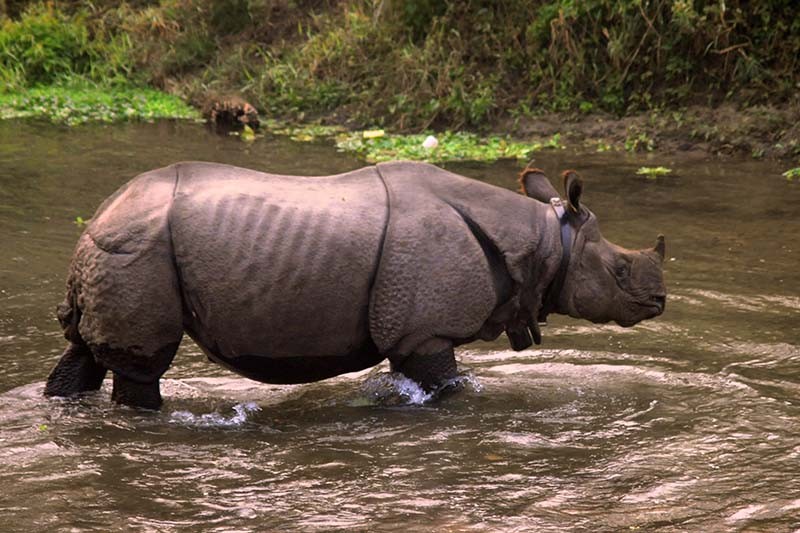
top-left (0, 3), bottom-right (92, 89)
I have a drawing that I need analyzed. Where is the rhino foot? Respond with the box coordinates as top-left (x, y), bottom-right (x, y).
top-left (111, 373), bottom-right (162, 410)
top-left (44, 342), bottom-right (107, 397)
top-left (391, 340), bottom-right (458, 392)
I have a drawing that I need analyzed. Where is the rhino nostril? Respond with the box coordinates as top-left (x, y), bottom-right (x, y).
top-left (652, 295), bottom-right (666, 311)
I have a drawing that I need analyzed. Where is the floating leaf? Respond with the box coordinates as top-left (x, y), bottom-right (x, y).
top-left (636, 166), bottom-right (673, 178)
top-left (241, 124), bottom-right (256, 142)
top-left (782, 167), bottom-right (800, 181)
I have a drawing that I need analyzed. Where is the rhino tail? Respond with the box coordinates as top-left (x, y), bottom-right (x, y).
top-left (46, 273), bottom-right (108, 398)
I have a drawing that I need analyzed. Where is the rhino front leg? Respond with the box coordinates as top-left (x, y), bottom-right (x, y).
top-left (44, 342), bottom-right (107, 397)
top-left (391, 338), bottom-right (458, 392)
top-left (111, 373), bottom-right (162, 410)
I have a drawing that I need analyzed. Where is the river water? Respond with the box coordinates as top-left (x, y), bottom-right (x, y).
top-left (0, 120), bottom-right (798, 532)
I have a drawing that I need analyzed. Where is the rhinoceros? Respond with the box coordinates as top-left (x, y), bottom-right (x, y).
top-left (44, 161), bottom-right (666, 409)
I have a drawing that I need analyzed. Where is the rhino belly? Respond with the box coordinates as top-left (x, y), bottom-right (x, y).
top-left (169, 170), bottom-right (388, 383)
top-left (188, 334), bottom-right (385, 384)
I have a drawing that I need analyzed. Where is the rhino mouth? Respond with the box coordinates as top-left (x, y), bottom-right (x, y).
top-left (614, 295), bottom-right (665, 327)
top-left (636, 294), bottom-right (666, 316)
top-left (651, 294), bottom-right (666, 313)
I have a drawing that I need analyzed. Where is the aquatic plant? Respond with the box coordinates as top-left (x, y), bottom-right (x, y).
top-left (636, 166), bottom-right (673, 178)
top-left (240, 124), bottom-right (256, 142)
top-left (782, 167), bottom-right (800, 181)
top-left (0, 86), bottom-right (199, 125)
top-left (334, 131), bottom-right (561, 163)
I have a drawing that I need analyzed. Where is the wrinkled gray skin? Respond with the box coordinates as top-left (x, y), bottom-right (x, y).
top-left (44, 161), bottom-right (666, 409)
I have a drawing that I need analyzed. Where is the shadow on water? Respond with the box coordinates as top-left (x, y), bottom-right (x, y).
top-left (1, 119), bottom-right (799, 531)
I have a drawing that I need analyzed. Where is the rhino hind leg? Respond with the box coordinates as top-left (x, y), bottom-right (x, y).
top-left (391, 339), bottom-right (458, 392)
top-left (44, 342), bottom-right (107, 397)
top-left (92, 341), bottom-right (181, 410)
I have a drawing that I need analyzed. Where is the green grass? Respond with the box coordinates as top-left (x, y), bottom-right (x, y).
top-left (782, 167), bottom-right (800, 181)
top-left (0, 85), bottom-right (200, 125)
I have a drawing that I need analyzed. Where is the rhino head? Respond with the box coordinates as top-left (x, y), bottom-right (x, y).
top-left (521, 168), bottom-right (666, 328)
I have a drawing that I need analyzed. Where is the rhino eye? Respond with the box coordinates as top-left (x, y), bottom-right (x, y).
top-left (615, 263), bottom-right (630, 278)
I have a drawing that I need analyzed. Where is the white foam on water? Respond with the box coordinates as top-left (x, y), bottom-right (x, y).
top-left (169, 402), bottom-right (261, 428)
top-left (358, 373), bottom-right (434, 406)
top-left (356, 372), bottom-right (482, 406)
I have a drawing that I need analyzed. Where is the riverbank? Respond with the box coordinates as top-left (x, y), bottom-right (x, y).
top-left (3, 86), bottom-right (799, 178)
top-left (506, 104), bottom-right (800, 161)
top-left (2, 86), bottom-right (797, 160)
top-left (2, 1), bottom-right (800, 167)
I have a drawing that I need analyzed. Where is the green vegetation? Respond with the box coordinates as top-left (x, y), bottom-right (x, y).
top-left (240, 123), bottom-right (256, 141)
top-left (625, 130), bottom-right (656, 152)
top-left (0, 85), bottom-right (198, 124)
top-left (0, 3), bottom-right (199, 123)
top-left (636, 166), bottom-right (673, 178)
top-left (0, 1), bottom-right (798, 160)
top-left (335, 131), bottom-right (561, 163)
top-left (783, 167), bottom-right (800, 181)
top-left (2, 1), bottom-right (799, 132)
top-left (254, 121), bottom-right (562, 162)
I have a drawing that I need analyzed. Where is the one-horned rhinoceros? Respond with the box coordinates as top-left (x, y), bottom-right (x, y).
top-left (44, 161), bottom-right (666, 409)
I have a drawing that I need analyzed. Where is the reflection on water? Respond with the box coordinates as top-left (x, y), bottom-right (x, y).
top-left (0, 120), bottom-right (799, 531)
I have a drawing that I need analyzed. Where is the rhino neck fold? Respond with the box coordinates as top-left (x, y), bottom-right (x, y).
top-left (538, 198), bottom-right (572, 323)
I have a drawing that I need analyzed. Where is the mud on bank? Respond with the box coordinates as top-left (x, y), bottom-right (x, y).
top-left (506, 104), bottom-right (800, 161)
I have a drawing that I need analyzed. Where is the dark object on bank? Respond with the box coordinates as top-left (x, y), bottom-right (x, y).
top-left (203, 96), bottom-right (259, 129)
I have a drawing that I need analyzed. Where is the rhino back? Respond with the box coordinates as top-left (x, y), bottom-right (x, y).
top-left (169, 162), bottom-right (388, 361)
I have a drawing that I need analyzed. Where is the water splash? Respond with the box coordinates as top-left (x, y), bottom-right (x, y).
top-left (169, 402), bottom-right (261, 428)
top-left (355, 373), bottom-right (434, 406)
top-left (355, 372), bottom-right (482, 406)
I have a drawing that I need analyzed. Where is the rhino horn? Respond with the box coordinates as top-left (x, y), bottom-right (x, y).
top-left (654, 234), bottom-right (666, 261)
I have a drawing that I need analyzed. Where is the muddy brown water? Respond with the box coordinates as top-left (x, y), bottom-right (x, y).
top-left (1, 120), bottom-right (798, 532)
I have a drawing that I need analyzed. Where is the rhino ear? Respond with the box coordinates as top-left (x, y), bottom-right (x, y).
top-left (562, 170), bottom-right (583, 214)
top-left (518, 166), bottom-right (559, 203)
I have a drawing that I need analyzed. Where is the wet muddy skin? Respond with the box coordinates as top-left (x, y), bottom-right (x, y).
top-left (1, 120), bottom-right (799, 531)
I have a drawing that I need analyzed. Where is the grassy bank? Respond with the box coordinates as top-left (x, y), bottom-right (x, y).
top-left (1, 1), bottom-right (799, 163)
